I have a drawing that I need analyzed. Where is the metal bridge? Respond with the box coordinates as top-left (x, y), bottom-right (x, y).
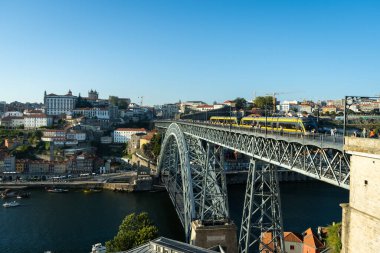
top-left (156, 120), bottom-right (350, 253)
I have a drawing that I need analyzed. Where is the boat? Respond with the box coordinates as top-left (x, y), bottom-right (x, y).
top-left (1, 189), bottom-right (18, 199)
top-left (17, 191), bottom-right (31, 199)
top-left (91, 243), bottom-right (106, 253)
top-left (47, 188), bottom-right (69, 193)
top-left (83, 188), bottom-right (102, 193)
top-left (3, 201), bottom-right (20, 208)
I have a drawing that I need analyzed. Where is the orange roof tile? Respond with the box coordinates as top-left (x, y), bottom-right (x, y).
top-left (116, 128), bottom-right (146, 132)
top-left (303, 228), bottom-right (324, 249)
top-left (284, 232), bottom-right (303, 243)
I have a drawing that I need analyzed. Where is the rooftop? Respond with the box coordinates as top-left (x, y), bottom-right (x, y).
top-left (116, 128), bottom-right (147, 132)
top-left (125, 237), bottom-right (218, 253)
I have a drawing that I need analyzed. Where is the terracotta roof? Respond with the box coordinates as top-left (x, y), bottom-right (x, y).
top-left (43, 129), bottom-right (65, 132)
top-left (303, 228), bottom-right (324, 248)
top-left (261, 232), bottom-right (274, 251)
top-left (24, 114), bottom-right (48, 118)
top-left (1, 116), bottom-right (24, 120)
top-left (284, 232), bottom-right (303, 243)
top-left (115, 128), bottom-right (146, 132)
top-left (197, 105), bottom-right (213, 108)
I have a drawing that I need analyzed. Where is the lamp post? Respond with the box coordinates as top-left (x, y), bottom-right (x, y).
top-left (265, 105), bottom-right (268, 137)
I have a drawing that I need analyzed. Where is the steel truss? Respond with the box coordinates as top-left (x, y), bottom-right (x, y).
top-left (157, 124), bottom-right (229, 242)
top-left (239, 159), bottom-right (285, 253)
top-left (156, 122), bottom-right (350, 189)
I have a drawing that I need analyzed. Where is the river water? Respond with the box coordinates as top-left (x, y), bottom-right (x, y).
top-left (0, 182), bottom-right (348, 253)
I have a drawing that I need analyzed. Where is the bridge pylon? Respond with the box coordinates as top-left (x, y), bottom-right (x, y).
top-left (239, 159), bottom-right (285, 253)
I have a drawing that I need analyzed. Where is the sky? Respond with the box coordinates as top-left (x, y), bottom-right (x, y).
top-left (0, 0), bottom-right (379, 105)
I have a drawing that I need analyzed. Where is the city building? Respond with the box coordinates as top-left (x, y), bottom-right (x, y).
top-left (24, 114), bottom-right (53, 129)
top-left (72, 107), bottom-right (110, 120)
top-left (2, 111), bottom-right (23, 118)
top-left (44, 90), bottom-right (77, 116)
top-left (179, 101), bottom-right (206, 113)
top-left (0, 101), bottom-right (6, 115)
top-left (67, 153), bottom-right (96, 174)
top-left (299, 103), bottom-right (313, 114)
top-left (66, 131), bottom-right (86, 142)
top-left (127, 133), bottom-right (146, 154)
top-left (52, 161), bottom-right (67, 174)
top-left (195, 104), bottom-right (214, 112)
top-left (100, 136), bottom-right (113, 144)
top-left (87, 89), bottom-right (99, 101)
top-left (280, 100), bottom-right (299, 113)
top-left (161, 103), bottom-right (179, 119)
top-left (28, 160), bottom-right (51, 174)
top-left (114, 128), bottom-right (147, 143)
top-left (0, 116), bottom-right (24, 128)
top-left (42, 129), bottom-right (66, 139)
top-left (3, 156), bottom-right (16, 172)
top-left (126, 237), bottom-right (219, 253)
top-left (16, 159), bottom-right (29, 173)
top-left (261, 228), bottom-right (324, 253)
top-left (321, 105), bottom-right (337, 114)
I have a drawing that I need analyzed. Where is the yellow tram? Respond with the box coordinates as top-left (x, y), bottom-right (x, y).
top-left (210, 116), bottom-right (317, 134)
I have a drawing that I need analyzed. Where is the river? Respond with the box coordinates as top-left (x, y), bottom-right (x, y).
top-left (0, 181), bottom-right (348, 253)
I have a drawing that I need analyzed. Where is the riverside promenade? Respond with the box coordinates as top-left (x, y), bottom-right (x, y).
top-left (0, 171), bottom-right (153, 192)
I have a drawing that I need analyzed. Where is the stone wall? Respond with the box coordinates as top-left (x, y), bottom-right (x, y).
top-left (341, 137), bottom-right (380, 252)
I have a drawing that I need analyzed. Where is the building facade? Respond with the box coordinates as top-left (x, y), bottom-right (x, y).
top-left (72, 107), bottom-right (110, 120)
top-left (44, 90), bottom-right (77, 116)
top-left (114, 128), bottom-right (147, 143)
top-left (24, 114), bottom-right (53, 129)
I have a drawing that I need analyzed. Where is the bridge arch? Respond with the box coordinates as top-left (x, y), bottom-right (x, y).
top-left (157, 123), bottom-right (196, 241)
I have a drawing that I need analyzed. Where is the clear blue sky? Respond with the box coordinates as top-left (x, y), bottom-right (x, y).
top-left (0, 0), bottom-right (379, 105)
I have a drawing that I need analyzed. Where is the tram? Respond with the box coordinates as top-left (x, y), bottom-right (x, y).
top-left (210, 116), bottom-right (317, 134)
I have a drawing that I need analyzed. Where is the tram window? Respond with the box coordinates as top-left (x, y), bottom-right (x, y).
top-left (280, 123), bottom-right (297, 130)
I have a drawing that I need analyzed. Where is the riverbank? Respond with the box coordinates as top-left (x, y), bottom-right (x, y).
top-left (0, 178), bottom-right (152, 192)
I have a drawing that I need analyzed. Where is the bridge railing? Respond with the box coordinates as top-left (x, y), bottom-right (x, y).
top-left (156, 120), bottom-right (344, 146)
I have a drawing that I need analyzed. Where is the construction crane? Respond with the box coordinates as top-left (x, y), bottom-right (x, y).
top-left (265, 92), bottom-right (289, 112)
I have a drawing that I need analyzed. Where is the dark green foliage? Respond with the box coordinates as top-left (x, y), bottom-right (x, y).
top-left (326, 222), bottom-right (342, 253)
top-left (11, 145), bottom-right (35, 159)
top-left (76, 95), bottom-right (93, 108)
top-left (142, 133), bottom-right (161, 161)
top-left (106, 212), bottom-right (158, 252)
top-left (233, 97), bottom-right (247, 110)
top-left (253, 96), bottom-right (273, 110)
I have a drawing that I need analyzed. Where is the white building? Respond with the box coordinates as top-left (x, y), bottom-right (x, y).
top-left (72, 107), bottom-right (110, 119)
top-left (280, 100), bottom-right (299, 113)
top-left (66, 131), bottom-right (86, 141)
top-left (44, 90), bottom-right (77, 116)
top-left (24, 114), bottom-right (53, 129)
top-left (195, 105), bottom-right (214, 112)
top-left (161, 103), bottom-right (179, 119)
top-left (2, 111), bottom-right (23, 118)
top-left (113, 128), bottom-right (147, 143)
top-left (0, 116), bottom-right (24, 128)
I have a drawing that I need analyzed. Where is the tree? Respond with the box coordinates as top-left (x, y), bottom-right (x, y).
top-left (326, 222), bottom-right (342, 253)
top-left (106, 212), bottom-right (158, 252)
top-left (122, 142), bottom-right (129, 157)
top-left (233, 97), bottom-right (247, 110)
top-left (76, 95), bottom-right (93, 108)
top-left (253, 96), bottom-right (273, 110)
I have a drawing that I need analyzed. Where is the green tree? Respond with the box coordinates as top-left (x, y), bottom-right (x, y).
top-left (109, 96), bottom-right (118, 106)
top-left (326, 223), bottom-right (342, 253)
top-left (122, 141), bottom-right (129, 157)
top-left (233, 97), bottom-right (247, 110)
top-left (106, 212), bottom-right (158, 252)
top-left (253, 96), bottom-right (273, 110)
top-left (76, 95), bottom-right (93, 108)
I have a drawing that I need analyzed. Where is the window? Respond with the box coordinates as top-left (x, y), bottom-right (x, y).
top-left (290, 245), bottom-right (295, 250)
